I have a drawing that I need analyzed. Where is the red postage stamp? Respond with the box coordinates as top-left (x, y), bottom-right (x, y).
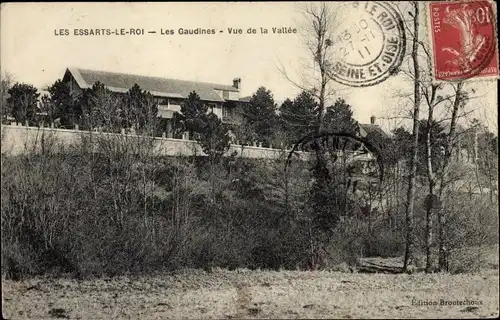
top-left (428, 0), bottom-right (499, 81)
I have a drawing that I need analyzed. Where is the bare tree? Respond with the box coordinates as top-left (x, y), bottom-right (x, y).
top-left (276, 3), bottom-right (341, 266)
top-left (278, 2), bottom-right (348, 133)
top-left (401, 1), bottom-right (421, 272)
top-left (391, 0), bottom-right (489, 272)
top-left (435, 82), bottom-right (466, 271)
top-left (418, 55), bottom-right (474, 273)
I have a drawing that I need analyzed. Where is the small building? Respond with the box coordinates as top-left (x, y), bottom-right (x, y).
top-left (62, 67), bottom-right (248, 136)
top-left (358, 116), bottom-right (388, 140)
top-left (349, 116), bottom-right (389, 180)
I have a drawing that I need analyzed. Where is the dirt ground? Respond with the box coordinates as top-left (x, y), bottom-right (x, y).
top-left (2, 265), bottom-right (499, 319)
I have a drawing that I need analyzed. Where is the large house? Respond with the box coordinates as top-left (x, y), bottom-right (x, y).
top-left (60, 68), bottom-right (395, 152)
top-left (62, 67), bottom-right (248, 136)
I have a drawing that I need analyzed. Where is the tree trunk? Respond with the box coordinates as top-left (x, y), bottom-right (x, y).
top-left (425, 115), bottom-right (435, 273)
top-left (473, 130), bottom-right (483, 195)
top-left (425, 190), bottom-right (434, 273)
top-left (403, 1), bottom-right (421, 272)
top-left (485, 153), bottom-right (495, 203)
top-left (394, 164), bottom-right (400, 230)
top-left (437, 81), bottom-right (464, 272)
top-left (310, 3), bottom-right (330, 253)
top-left (424, 84), bottom-right (439, 273)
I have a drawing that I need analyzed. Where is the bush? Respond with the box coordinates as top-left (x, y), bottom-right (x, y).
top-left (442, 192), bottom-right (498, 273)
top-left (362, 228), bottom-right (406, 258)
top-left (1, 136), bottom-right (308, 278)
top-left (2, 131), bottom-right (495, 279)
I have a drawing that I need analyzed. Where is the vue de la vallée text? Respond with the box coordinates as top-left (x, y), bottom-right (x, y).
top-left (54, 27), bottom-right (297, 36)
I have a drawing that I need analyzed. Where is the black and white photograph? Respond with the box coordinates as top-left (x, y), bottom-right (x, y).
top-left (1, 2), bottom-right (499, 319)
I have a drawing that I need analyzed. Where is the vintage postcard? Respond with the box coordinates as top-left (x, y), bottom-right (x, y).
top-left (1, 2), bottom-right (498, 319)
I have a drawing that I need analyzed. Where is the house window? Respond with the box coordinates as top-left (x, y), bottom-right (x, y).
top-left (223, 90), bottom-right (229, 99)
top-left (222, 106), bottom-right (233, 118)
top-left (155, 97), bottom-right (168, 105)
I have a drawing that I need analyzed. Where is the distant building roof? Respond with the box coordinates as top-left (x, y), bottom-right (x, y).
top-left (64, 67), bottom-right (239, 102)
top-left (239, 96), bottom-right (252, 103)
top-left (358, 123), bottom-right (388, 139)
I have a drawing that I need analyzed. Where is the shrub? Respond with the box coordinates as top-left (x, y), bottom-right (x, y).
top-left (362, 227), bottom-right (406, 258)
top-left (2, 129), bottom-right (495, 279)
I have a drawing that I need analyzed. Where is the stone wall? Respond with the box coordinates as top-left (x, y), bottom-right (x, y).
top-left (0, 124), bottom-right (301, 160)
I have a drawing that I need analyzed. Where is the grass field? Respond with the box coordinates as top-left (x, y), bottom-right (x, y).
top-left (3, 264), bottom-right (499, 319)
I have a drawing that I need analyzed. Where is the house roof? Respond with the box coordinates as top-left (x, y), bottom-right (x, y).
top-left (64, 67), bottom-right (239, 102)
top-left (358, 123), bottom-right (388, 139)
top-left (239, 96), bottom-right (252, 103)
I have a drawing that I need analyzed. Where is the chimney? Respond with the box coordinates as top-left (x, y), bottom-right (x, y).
top-left (370, 115), bottom-right (376, 124)
top-left (233, 77), bottom-right (241, 90)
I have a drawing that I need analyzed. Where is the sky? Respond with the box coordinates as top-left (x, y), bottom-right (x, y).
top-left (1, 2), bottom-right (497, 132)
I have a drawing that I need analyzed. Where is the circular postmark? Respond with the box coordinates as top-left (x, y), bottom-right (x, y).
top-left (329, 2), bottom-right (406, 87)
top-left (431, 0), bottom-right (498, 81)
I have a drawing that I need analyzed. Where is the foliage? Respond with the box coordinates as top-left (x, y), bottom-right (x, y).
top-left (417, 119), bottom-right (447, 175)
top-left (176, 91), bottom-right (208, 137)
top-left (121, 84), bottom-right (157, 133)
top-left (389, 121), bottom-right (452, 176)
top-left (279, 91), bottom-right (318, 144)
top-left (243, 87), bottom-right (279, 146)
top-left (182, 91), bottom-right (208, 120)
top-left (323, 98), bottom-right (358, 134)
top-left (6, 83), bottom-right (40, 125)
top-left (461, 119), bottom-right (498, 178)
top-left (173, 91), bottom-right (231, 159)
top-left (365, 129), bottom-right (394, 165)
top-left (78, 81), bottom-right (122, 131)
top-left (1, 72), bottom-right (14, 122)
top-left (391, 127), bottom-right (413, 161)
top-left (1, 129), bottom-right (497, 279)
top-left (46, 79), bottom-right (77, 127)
top-left (197, 112), bottom-right (231, 162)
top-left (305, 98), bottom-right (360, 236)
top-left (38, 94), bottom-right (55, 124)
top-left (231, 116), bottom-right (256, 146)
top-left (1, 61), bottom-right (496, 280)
